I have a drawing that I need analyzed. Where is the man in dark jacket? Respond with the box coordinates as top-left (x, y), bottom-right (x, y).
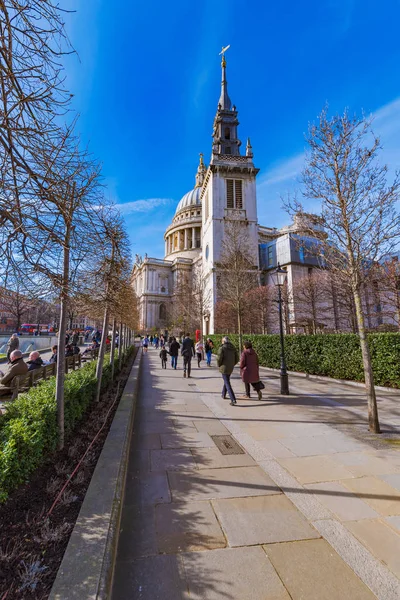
top-left (169, 337), bottom-right (180, 369)
top-left (217, 336), bottom-right (239, 405)
top-left (181, 333), bottom-right (195, 378)
top-left (27, 351), bottom-right (44, 371)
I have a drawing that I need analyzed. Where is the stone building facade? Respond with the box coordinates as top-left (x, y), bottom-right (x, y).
top-left (132, 56), bottom-right (400, 335)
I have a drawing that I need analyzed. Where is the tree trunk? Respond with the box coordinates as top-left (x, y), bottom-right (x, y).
top-left (237, 309), bottom-right (242, 353)
top-left (353, 287), bottom-right (380, 433)
top-left (55, 234), bottom-right (70, 450)
top-left (110, 317), bottom-right (117, 381)
top-left (118, 320), bottom-right (123, 371)
top-left (95, 305), bottom-right (110, 403)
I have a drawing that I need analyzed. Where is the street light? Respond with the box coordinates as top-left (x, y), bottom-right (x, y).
top-left (270, 263), bottom-right (289, 395)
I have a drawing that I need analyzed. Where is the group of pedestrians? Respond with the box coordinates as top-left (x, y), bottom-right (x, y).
top-left (143, 332), bottom-right (264, 407)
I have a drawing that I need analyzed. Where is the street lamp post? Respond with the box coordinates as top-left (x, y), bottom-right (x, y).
top-left (271, 263), bottom-right (289, 395)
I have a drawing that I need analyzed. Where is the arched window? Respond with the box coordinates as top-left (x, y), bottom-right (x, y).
top-left (159, 303), bottom-right (166, 321)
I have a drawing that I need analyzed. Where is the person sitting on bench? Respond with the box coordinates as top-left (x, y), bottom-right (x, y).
top-left (27, 351), bottom-right (44, 371)
top-left (82, 340), bottom-right (99, 356)
top-left (0, 350), bottom-right (28, 396)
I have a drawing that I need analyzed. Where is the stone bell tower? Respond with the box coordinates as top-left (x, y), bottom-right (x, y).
top-left (200, 49), bottom-right (260, 334)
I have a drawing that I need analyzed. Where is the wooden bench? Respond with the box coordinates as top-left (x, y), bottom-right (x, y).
top-left (0, 354), bottom-right (82, 405)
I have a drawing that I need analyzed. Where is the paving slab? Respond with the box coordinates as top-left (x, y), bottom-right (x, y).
top-left (257, 439), bottom-right (296, 458)
top-left (116, 504), bottom-right (157, 560)
top-left (331, 452), bottom-right (400, 476)
top-left (279, 434), bottom-right (339, 456)
top-left (192, 418), bottom-right (230, 435)
top-left (380, 473), bottom-right (400, 491)
top-left (160, 432), bottom-right (215, 449)
top-left (182, 546), bottom-right (290, 600)
top-left (112, 554), bottom-right (187, 600)
top-left (155, 501), bottom-right (226, 553)
top-left (132, 433), bottom-right (161, 450)
top-left (124, 471), bottom-right (171, 507)
top-left (385, 516), bottom-right (400, 533)
top-left (278, 455), bottom-right (355, 484)
top-left (191, 447), bottom-right (257, 470)
top-left (341, 477), bottom-right (400, 516)
top-left (150, 448), bottom-right (198, 472)
top-left (264, 539), bottom-right (376, 599)
top-left (212, 495), bottom-right (319, 546)
top-left (168, 466), bottom-right (281, 502)
top-left (128, 449), bottom-right (151, 472)
top-left (346, 519), bottom-right (400, 578)
top-left (306, 481), bottom-right (379, 521)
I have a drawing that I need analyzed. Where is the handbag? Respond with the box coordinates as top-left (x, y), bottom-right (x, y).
top-left (252, 380), bottom-right (265, 392)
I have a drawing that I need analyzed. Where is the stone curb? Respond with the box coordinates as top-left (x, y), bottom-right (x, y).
top-left (49, 348), bottom-right (142, 600)
top-left (261, 365), bottom-right (398, 393)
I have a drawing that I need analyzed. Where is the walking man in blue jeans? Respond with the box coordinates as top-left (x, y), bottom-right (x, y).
top-left (217, 336), bottom-right (239, 405)
top-left (169, 337), bottom-right (180, 369)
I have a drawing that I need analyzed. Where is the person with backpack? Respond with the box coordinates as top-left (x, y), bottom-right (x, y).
top-left (169, 337), bottom-right (180, 369)
top-left (181, 333), bottom-right (195, 378)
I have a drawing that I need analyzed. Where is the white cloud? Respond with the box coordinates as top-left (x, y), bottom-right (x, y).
top-left (258, 153), bottom-right (305, 187)
top-left (116, 198), bottom-right (174, 215)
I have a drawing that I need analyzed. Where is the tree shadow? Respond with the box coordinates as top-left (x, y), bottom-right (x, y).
top-left (112, 349), bottom-right (400, 600)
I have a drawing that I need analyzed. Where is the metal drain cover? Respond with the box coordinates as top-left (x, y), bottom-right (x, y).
top-left (211, 435), bottom-right (245, 455)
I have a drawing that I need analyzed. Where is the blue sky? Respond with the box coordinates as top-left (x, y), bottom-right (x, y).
top-left (63, 0), bottom-right (400, 258)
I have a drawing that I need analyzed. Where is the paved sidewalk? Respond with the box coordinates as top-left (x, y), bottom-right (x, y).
top-left (112, 349), bottom-right (400, 600)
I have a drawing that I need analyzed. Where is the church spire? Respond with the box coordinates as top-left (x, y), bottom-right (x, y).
top-left (211, 47), bottom-right (241, 161)
top-left (218, 52), bottom-right (232, 110)
top-left (195, 153), bottom-right (206, 188)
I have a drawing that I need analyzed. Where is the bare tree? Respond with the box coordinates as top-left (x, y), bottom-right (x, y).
top-left (291, 269), bottom-right (335, 334)
top-left (217, 219), bottom-right (259, 349)
top-left (286, 109), bottom-right (400, 432)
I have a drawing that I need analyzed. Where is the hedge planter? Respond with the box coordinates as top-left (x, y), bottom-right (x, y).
top-left (0, 347), bottom-right (135, 503)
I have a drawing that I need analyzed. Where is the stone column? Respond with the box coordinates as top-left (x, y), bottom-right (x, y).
top-left (192, 227), bottom-right (196, 249)
top-left (184, 228), bottom-right (188, 250)
top-left (165, 239), bottom-right (167, 256)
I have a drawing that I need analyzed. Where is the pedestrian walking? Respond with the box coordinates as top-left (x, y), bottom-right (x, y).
top-left (169, 337), bottom-right (180, 369)
top-left (150, 335), bottom-right (154, 346)
top-left (239, 341), bottom-right (264, 400)
top-left (142, 336), bottom-right (149, 352)
top-left (181, 333), bottom-right (195, 378)
top-left (160, 347), bottom-right (168, 369)
top-left (154, 335), bottom-right (159, 349)
top-left (217, 336), bottom-right (239, 406)
top-left (6, 333), bottom-right (19, 363)
top-left (205, 338), bottom-right (213, 367)
top-left (195, 339), bottom-right (204, 368)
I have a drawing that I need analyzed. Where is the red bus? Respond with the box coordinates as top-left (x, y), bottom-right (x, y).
top-left (19, 324), bottom-right (55, 335)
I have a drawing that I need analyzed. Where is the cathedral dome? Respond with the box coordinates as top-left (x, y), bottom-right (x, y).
top-left (175, 186), bottom-right (202, 215)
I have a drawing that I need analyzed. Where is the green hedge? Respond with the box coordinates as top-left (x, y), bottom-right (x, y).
top-left (0, 346), bottom-right (136, 503)
top-left (209, 333), bottom-right (400, 389)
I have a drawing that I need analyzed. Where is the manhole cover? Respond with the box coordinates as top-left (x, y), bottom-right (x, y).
top-left (211, 435), bottom-right (245, 455)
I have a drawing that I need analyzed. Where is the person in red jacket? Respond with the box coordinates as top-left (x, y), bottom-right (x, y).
top-left (239, 341), bottom-right (263, 400)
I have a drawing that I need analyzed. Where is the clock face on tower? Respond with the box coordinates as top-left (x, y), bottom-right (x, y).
top-left (205, 245), bottom-right (209, 260)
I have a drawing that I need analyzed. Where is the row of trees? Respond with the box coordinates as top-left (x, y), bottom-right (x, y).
top-left (0, 1), bottom-right (138, 447)
top-left (216, 261), bottom-right (400, 337)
